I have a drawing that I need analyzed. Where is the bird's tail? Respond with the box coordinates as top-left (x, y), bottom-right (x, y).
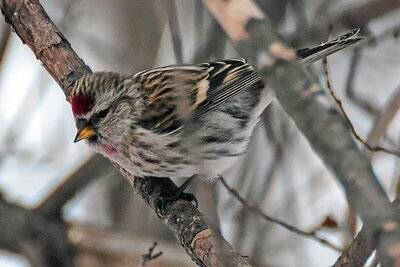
top-left (296, 29), bottom-right (363, 64)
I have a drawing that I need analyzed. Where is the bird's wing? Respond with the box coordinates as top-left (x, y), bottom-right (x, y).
top-left (134, 58), bottom-right (263, 134)
top-left (133, 30), bottom-right (362, 134)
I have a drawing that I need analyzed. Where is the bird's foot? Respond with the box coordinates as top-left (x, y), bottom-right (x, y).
top-left (155, 176), bottom-right (198, 216)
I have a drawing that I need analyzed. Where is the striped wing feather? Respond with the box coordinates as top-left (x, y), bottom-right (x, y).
top-left (134, 30), bottom-right (362, 134)
top-left (135, 59), bottom-right (263, 134)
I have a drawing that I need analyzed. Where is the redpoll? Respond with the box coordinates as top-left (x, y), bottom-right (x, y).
top-left (71, 30), bottom-right (361, 194)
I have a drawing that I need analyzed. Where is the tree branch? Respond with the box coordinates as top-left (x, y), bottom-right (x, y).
top-left (366, 84), bottom-right (400, 159)
top-left (0, 0), bottom-right (89, 97)
top-left (288, 0), bottom-right (400, 47)
top-left (333, 223), bottom-right (375, 266)
top-left (121, 168), bottom-right (251, 267)
top-left (0, 0), bottom-right (250, 266)
top-left (35, 155), bottom-right (111, 218)
top-left (323, 57), bottom-right (400, 157)
top-left (219, 176), bottom-right (342, 252)
top-left (334, 199), bottom-right (400, 266)
top-left (0, 198), bottom-right (73, 267)
top-left (202, 0), bottom-right (400, 266)
top-left (69, 226), bottom-right (194, 266)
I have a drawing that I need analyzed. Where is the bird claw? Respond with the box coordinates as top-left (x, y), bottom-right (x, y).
top-left (178, 192), bottom-right (198, 207)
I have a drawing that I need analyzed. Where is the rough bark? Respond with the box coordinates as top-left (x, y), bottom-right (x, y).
top-left (0, 0), bottom-right (250, 266)
top-left (202, 0), bottom-right (400, 266)
top-left (333, 225), bottom-right (374, 267)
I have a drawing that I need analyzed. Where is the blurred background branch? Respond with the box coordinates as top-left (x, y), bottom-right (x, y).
top-left (288, 0), bottom-right (400, 46)
top-left (202, 0), bottom-right (400, 265)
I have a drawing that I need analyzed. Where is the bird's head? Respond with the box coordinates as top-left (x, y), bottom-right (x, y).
top-left (70, 72), bottom-right (136, 144)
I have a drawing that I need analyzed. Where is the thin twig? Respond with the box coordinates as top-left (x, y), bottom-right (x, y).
top-left (322, 57), bottom-right (400, 157)
top-left (366, 84), bottom-right (400, 159)
top-left (139, 242), bottom-right (163, 267)
top-left (219, 176), bottom-right (343, 252)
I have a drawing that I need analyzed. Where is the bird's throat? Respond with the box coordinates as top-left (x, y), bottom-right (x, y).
top-left (99, 142), bottom-right (118, 156)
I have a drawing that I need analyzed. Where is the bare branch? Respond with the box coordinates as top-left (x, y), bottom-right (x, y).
top-left (335, 199), bottom-right (400, 266)
top-left (69, 225), bottom-right (196, 266)
top-left (122, 169), bottom-right (252, 267)
top-left (0, 198), bottom-right (73, 267)
top-left (289, 0), bottom-right (400, 46)
top-left (0, 0), bottom-right (89, 97)
top-left (202, 0), bottom-right (400, 265)
top-left (345, 24), bottom-right (400, 117)
top-left (333, 224), bottom-right (374, 267)
top-left (35, 155), bottom-right (113, 218)
top-left (0, 0), bottom-right (250, 266)
top-left (366, 84), bottom-right (400, 159)
top-left (323, 57), bottom-right (400, 157)
top-left (219, 176), bottom-right (342, 252)
top-left (139, 242), bottom-right (163, 267)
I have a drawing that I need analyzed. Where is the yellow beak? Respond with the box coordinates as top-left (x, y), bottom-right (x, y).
top-left (74, 127), bottom-right (96, 143)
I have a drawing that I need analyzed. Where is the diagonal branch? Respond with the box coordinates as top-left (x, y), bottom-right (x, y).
top-left (0, 0), bottom-right (89, 97)
top-left (366, 84), bottom-right (400, 159)
top-left (219, 176), bottom-right (342, 252)
top-left (0, 0), bottom-right (250, 266)
top-left (288, 0), bottom-right (400, 47)
top-left (35, 155), bottom-right (112, 218)
top-left (202, 0), bottom-right (400, 265)
top-left (0, 198), bottom-right (73, 267)
top-left (323, 57), bottom-right (400, 157)
top-left (334, 199), bottom-right (400, 266)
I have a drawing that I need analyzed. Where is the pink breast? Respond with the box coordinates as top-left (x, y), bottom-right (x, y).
top-left (100, 143), bottom-right (118, 156)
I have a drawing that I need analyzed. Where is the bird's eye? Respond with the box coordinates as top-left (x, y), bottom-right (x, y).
top-left (98, 108), bottom-right (109, 118)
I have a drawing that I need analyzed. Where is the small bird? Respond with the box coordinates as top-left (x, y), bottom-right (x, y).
top-left (72, 30), bottom-right (361, 197)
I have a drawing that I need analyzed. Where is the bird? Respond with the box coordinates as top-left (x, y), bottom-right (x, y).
top-left (71, 29), bottom-right (362, 200)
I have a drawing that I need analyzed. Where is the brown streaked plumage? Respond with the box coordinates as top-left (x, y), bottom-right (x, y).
top-left (71, 29), bottom-right (362, 180)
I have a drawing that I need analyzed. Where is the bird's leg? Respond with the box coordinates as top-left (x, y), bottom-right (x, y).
top-left (157, 175), bottom-right (198, 213)
top-left (171, 175), bottom-right (195, 198)
top-left (164, 175), bottom-right (197, 204)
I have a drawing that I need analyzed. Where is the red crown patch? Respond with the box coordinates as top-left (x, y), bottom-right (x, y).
top-left (71, 94), bottom-right (95, 117)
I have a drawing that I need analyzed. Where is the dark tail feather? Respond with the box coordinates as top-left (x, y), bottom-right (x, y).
top-left (296, 29), bottom-right (363, 64)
